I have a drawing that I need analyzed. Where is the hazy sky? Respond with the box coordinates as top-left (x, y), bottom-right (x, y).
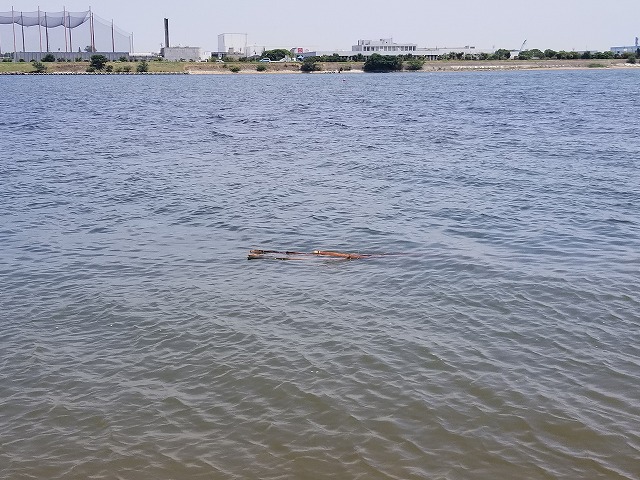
top-left (7, 0), bottom-right (640, 53)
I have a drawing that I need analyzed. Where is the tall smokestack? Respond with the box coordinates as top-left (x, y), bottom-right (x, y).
top-left (164, 18), bottom-right (170, 48)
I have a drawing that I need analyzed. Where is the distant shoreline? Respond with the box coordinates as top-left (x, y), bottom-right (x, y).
top-left (1, 59), bottom-right (638, 75)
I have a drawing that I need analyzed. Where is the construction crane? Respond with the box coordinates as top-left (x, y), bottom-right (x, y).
top-left (519, 39), bottom-right (527, 52)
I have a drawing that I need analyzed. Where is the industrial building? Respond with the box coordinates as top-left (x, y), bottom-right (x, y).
top-left (161, 46), bottom-right (202, 61)
top-left (159, 18), bottom-right (203, 61)
top-left (214, 33), bottom-right (267, 59)
top-left (218, 33), bottom-right (248, 55)
top-left (610, 37), bottom-right (639, 55)
top-left (353, 38), bottom-right (417, 53)
top-left (297, 38), bottom-right (492, 61)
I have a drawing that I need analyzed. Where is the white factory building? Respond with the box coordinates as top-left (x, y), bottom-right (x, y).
top-left (353, 38), bottom-right (418, 53)
top-left (610, 37), bottom-right (639, 55)
top-left (298, 38), bottom-right (492, 60)
top-left (217, 33), bottom-right (266, 58)
top-left (218, 33), bottom-right (248, 55)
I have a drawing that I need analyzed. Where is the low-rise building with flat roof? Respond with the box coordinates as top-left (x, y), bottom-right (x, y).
top-left (611, 37), bottom-right (639, 55)
top-left (353, 38), bottom-right (417, 53)
top-left (161, 46), bottom-right (203, 62)
top-left (298, 38), bottom-right (493, 61)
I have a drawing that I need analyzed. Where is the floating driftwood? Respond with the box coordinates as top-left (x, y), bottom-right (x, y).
top-left (248, 249), bottom-right (382, 261)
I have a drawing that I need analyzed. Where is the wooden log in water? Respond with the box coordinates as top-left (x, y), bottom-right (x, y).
top-left (248, 249), bottom-right (374, 261)
top-left (312, 250), bottom-right (370, 259)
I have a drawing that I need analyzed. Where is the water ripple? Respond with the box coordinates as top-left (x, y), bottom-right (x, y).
top-left (1, 71), bottom-right (639, 480)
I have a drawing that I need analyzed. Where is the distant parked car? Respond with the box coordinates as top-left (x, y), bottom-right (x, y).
top-left (259, 58), bottom-right (271, 62)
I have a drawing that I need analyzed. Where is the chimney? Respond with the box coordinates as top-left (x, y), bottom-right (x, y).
top-left (164, 18), bottom-right (170, 49)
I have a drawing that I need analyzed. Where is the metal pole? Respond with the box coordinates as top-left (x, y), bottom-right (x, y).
top-left (12, 7), bottom-right (17, 62)
top-left (45, 12), bottom-right (49, 52)
top-left (111, 19), bottom-right (115, 53)
top-left (89, 9), bottom-right (95, 52)
top-left (20, 12), bottom-right (25, 53)
top-left (38, 7), bottom-right (42, 56)
top-left (69, 16), bottom-right (73, 55)
top-left (63, 7), bottom-right (68, 53)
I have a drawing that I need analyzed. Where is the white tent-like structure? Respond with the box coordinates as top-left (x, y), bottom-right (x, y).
top-left (0, 7), bottom-right (132, 61)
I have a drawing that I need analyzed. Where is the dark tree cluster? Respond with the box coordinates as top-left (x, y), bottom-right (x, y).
top-left (363, 53), bottom-right (403, 72)
top-left (300, 58), bottom-right (322, 72)
top-left (261, 49), bottom-right (291, 61)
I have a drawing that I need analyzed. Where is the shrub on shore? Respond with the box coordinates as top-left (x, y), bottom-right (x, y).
top-left (136, 60), bottom-right (149, 72)
top-left (256, 64), bottom-right (267, 72)
top-left (230, 66), bottom-right (241, 73)
top-left (89, 54), bottom-right (108, 71)
top-left (32, 61), bottom-right (47, 73)
top-left (300, 58), bottom-right (321, 72)
top-left (627, 55), bottom-right (637, 64)
top-left (406, 59), bottom-right (425, 71)
top-left (363, 53), bottom-right (403, 72)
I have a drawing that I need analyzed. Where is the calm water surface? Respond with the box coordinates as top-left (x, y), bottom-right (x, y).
top-left (1, 71), bottom-right (639, 479)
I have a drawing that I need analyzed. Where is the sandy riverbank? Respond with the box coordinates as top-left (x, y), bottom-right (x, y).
top-left (188, 59), bottom-right (638, 74)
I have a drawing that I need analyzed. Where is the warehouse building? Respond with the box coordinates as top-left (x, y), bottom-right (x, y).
top-left (161, 46), bottom-right (203, 61)
top-left (298, 38), bottom-right (492, 61)
top-left (610, 37), bottom-right (639, 55)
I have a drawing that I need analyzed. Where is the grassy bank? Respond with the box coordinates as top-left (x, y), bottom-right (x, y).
top-left (0, 62), bottom-right (33, 73)
top-left (0, 58), bottom-right (634, 74)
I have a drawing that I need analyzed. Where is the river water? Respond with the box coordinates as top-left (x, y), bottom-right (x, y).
top-left (1, 70), bottom-right (639, 479)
